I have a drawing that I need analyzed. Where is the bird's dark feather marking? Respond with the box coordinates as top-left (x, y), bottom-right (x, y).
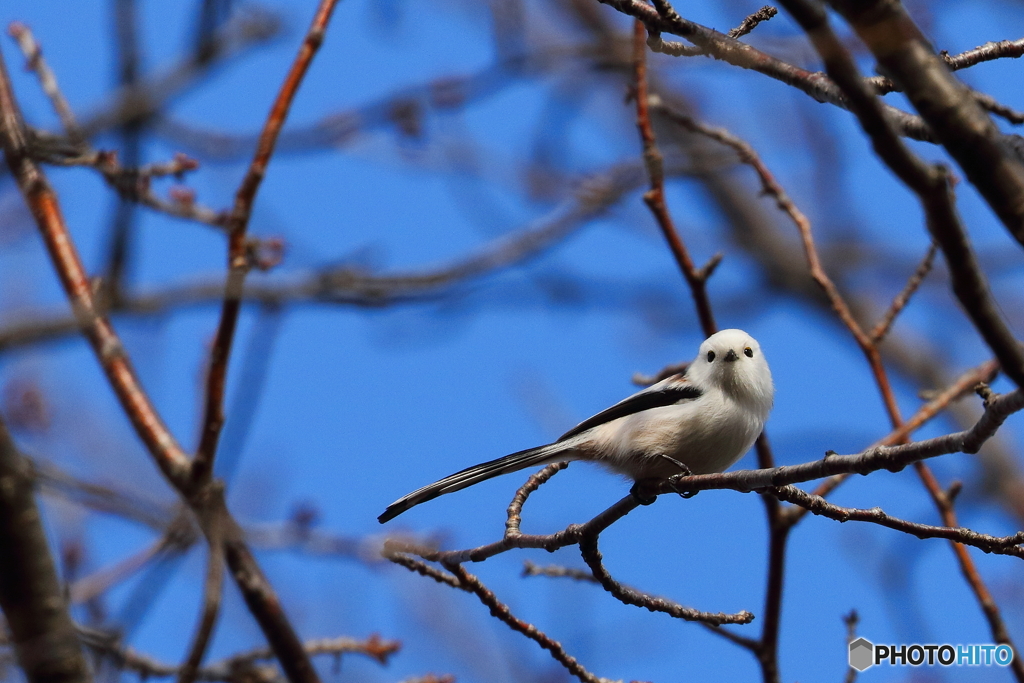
top-left (557, 376), bottom-right (702, 441)
top-left (377, 444), bottom-right (553, 523)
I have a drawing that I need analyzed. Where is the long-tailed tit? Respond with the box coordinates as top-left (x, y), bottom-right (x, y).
top-left (378, 329), bottom-right (773, 523)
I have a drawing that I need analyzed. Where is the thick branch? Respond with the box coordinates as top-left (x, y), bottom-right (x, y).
top-left (828, 1), bottom-right (1024, 246)
top-left (0, 415), bottom-right (91, 683)
top-left (0, 39), bottom-right (320, 683)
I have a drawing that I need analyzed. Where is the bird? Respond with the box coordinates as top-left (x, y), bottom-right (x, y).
top-left (378, 329), bottom-right (773, 523)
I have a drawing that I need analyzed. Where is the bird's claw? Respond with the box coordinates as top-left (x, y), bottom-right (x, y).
top-left (630, 480), bottom-right (658, 505)
top-left (654, 454), bottom-right (697, 498)
top-left (666, 473), bottom-right (699, 499)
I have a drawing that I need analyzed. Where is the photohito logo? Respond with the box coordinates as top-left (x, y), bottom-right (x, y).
top-left (849, 637), bottom-right (1015, 671)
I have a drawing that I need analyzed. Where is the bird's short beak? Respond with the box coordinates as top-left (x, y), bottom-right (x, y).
top-left (724, 349), bottom-right (739, 362)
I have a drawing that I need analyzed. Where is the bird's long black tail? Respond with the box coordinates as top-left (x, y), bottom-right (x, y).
top-left (378, 442), bottom-right (570, 523)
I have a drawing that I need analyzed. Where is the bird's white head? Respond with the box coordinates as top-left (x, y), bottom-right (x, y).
top-left (688, 329), bottom-right (774, 418)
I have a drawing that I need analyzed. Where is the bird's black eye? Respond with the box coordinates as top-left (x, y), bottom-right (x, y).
top-left (706, 350), bottom-right (716, 362)
top-left (744, 347), bottom-right (754, 358)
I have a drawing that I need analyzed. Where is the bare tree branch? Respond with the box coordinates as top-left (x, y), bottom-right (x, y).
top-left (0, 415), bottom-right (91, 683)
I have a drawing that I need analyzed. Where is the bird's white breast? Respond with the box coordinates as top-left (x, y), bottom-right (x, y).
top-left (586, 392), bottom-right (764, 479)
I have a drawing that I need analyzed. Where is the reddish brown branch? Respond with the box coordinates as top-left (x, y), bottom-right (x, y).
top-left (747, 4), bottom-right (1024, 673)
top-left (194, 0), bottom-right (341, 482)
top-left (632, 19), bottom-right (718, 337)
top-left (910, 464), bottom-right (1024, 681)
top-left (803, 358), bottom-right (999, 508)
top-left (0, 47), bottom-right (192, 488)
top-left (655, 103), bottom-right (907, 433)
top-left (869, 243), bottom-right (937, 344)
top-left (0, 38), bottom-right (321, 683)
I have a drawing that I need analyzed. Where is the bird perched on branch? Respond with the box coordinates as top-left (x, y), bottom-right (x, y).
top-left (378, 329), bottom-right (773, 523)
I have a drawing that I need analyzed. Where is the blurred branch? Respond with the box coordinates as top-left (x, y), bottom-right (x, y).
top-left (78, 627), bottom-right (399, 681)
top-left (177, 505), bottom-right (225, 683)
top-left (30, 458), bottom-right (174, 531)
top-left (7, 22), bottom-right (80, 139)
top-left (827, 1), bottom-right (1024, 247)
top-left (77, 7), bottom-right (281, 137)
top-left (0, 414), bottom-right (91, 683)
top-left (35, 146), bottom-right (225, 229)
top-left (68, 537), bottom-right (169, 605)
top-left (0, 16), bottom-right (326, 683)
top-left (522, 560), bottom-right (597, 582)
top-left (6, 22), bottom-right (251, 232)
top-left (154, 42), bottom-right (621, 161)
top-left (0, 160), bottom-right (638, 353)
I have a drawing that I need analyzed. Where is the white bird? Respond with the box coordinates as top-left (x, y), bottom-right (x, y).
top-left (378, 329), bottom-right (773, 523)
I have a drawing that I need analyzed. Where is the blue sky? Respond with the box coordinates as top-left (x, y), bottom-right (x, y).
top-left (1, 0), bottom-right (1023, 681)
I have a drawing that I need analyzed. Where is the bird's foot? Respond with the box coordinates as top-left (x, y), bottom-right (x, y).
top-left (656, 454), bottom-right (692, 476)
top-left (667, 476), bottom-right (699, 499)
top-left (630, 479), bottom-right (659, 505)
top-left (659, 456), bottom-right (697, 499)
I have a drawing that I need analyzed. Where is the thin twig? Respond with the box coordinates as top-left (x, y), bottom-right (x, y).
top-left (6, 22), bottom-right (80, 138)
top-left (444, 563), bottom-right (605, 683)
top-left (193, 0), bottom-right (341, 483)
top-left (78, 627), bottom-right (399, 680)
top-left (633, 19), bottom-right (717, 336)
top-left (802, 358), bottom-right (999, 510)
top-left (653, 102), bottom-right (905, 430)
top-left (178, 502), bottom-right (226, 683)
top-left (385, 553), bottom-right (461, 589)
top-left (727, 6), bottom-right (778, 39)
top-left (0, 33), bottom-right (323, 683)
top-left (506, 462), bottom-right (569, 535)
top-left (68, 536), bottom-right (169, 604)
top-left (910, 463), bottom-right (1024, 680)
top-left (772, 485), bottom-right (1024, 557)
top-left (869, 243), bottom-right (937, 344)
top-left (579, 534), bottom-right (754, 625)
top-left (522, 560), bottom-right (598, 583)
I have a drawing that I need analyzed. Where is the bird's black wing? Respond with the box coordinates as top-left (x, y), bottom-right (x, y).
top-left (557, 374), bottom-right (702, 442)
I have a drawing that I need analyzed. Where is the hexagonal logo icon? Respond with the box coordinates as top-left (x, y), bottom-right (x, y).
top-left (849, 637), bottom-right (874, 671)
